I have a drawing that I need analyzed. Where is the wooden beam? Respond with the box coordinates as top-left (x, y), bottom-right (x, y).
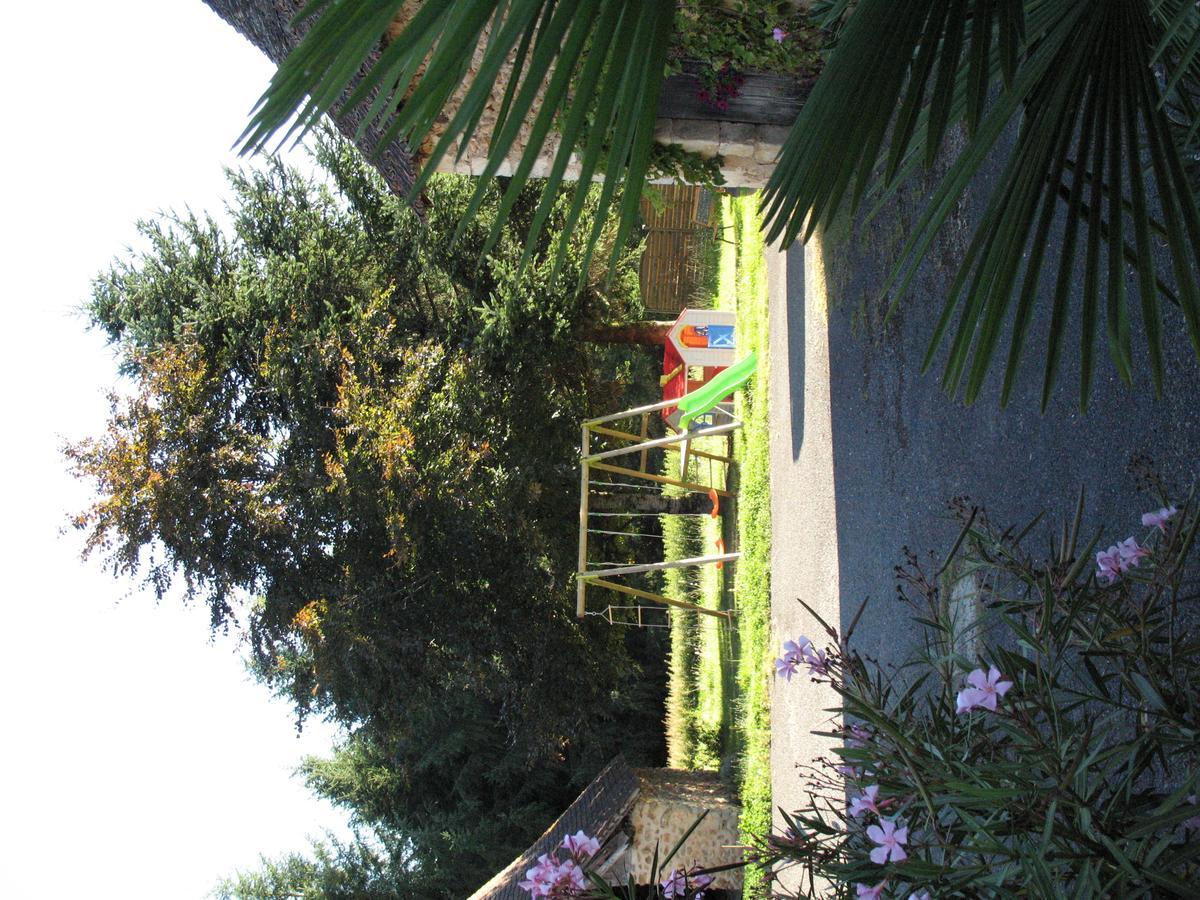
top-left (576, 427), bottom-right (590, 618)
top-left (591, 461), bottom-right (732, 497)
top-left (584, 423), bottom-right (740, 463)
top-left (639, 413), bottom-right (650, 473)
top-left (585, 577), bottom-right (732, 620)
top-left (580, 551), bottom-right (740, 578)
top-left (587, 424), bottom-right (731, 464)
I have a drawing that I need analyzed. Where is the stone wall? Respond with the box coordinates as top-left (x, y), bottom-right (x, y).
top-left (628, 768), bottom-right (743, 892)
top-left (410, 9), bottom-right (801, 189)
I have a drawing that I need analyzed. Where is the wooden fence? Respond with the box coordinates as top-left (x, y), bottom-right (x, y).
top-left (639, 185), bottom-right (715, 315)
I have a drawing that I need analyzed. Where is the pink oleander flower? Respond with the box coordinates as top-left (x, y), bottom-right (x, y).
top-left (1096, 545), bottom-right (1123, 584)
top-left (849, 785), bottom-right (882, 818)
top-left (956, 665), bottom-right (1013, 714)
top-left (519, 853), bottom-right (560, 896)
top-left (773, 26), bottom-right (789, 42)
top-left (847, 723), bottom-right (873, 746)
top-left (1142, 505), bottom-right (1178, 531)
top-left (835, 763), bottom-right (862, 779)
top-left (909, 892), bottom-right (932, 900)
top-left (1116, 536), bottom-right (1150, 568)
top-left (867, 819), bottom-right (908, 864)
top-left (660, 869), bottom-right (687, 898)
top-left (856, 880), bottom-right (887, 899)
top-left (775, 654), bottom-right (799, 680)
top-left (802, 645), bottom-right (830, 676)
top-left (776, 638), bottom-right (812, 680)
top-left (561, 830), bottom-right (600, 859)
top-left (556, 859), bottom-right (587, 893)
top-left (692, 872), bottom-right (715, 898)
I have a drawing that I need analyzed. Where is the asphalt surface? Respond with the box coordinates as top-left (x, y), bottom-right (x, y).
top-left (765, 151), bottom-right (1200, 888)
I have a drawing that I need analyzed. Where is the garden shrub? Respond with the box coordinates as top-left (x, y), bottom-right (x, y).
top-left (767, 493), bottom-right (1200, 898)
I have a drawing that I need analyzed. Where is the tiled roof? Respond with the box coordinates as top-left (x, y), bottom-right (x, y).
top-left (468, 756), bottom-right (641, 899)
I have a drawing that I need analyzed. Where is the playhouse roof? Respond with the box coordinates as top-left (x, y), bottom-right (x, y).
top-left (203, 0), bottom-right (418, 202)
top-left (467, 756), bottom-right (641, 899)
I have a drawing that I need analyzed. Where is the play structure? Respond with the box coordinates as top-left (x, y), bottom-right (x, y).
top-left (576, 307), bottom-right (756, 625)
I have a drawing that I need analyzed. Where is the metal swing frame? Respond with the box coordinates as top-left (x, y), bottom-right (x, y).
top-left (575, 397), bottom-right (741, 622)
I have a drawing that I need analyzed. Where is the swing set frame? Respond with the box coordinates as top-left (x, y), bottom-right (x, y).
top-left (575, 396), bottom-right (741, 622)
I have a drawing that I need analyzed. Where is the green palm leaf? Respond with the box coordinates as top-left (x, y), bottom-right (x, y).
top-left (236, 0), bottom-right (673, 282)
top-left (764, 0), bottom-right (1200, 410)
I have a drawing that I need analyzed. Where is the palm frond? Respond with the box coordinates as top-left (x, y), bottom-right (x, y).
top-left (237, 0), bottom-right (673, 281)
top-left (765, 0), bottom-right (1200, 410)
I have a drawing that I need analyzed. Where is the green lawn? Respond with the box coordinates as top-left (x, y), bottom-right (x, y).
top-left (662, 193), bottom-right (772, 896)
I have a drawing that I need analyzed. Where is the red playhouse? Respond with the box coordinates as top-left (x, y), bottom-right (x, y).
top-left (659, 308), bottom-right (737, 430)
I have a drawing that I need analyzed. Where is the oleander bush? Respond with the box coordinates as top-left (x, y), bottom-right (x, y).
top-left (767, 492), bottom-right (1200, 898)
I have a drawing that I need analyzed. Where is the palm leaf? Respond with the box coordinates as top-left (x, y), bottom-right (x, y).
top-left (764, 0), bottom-right (1200, 410)
top-left (237, 0), bottom-right (673, 282)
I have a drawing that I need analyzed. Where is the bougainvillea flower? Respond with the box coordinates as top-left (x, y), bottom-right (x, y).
top-left (773, 26), bottom-right (789, 42)
top-left (1095, 546), bottom-right (1123, 584)
top-left (956, 666), bottom-right (1013, 713)
top-left (561, 830), bottom-right (600, 859)
top-left (856, 880), bottom-right (887, 898)
top-left (660, 869), bottom-right (687, 898)
top-left (1142, 505), bottom-right (1178, 530)
top-left (867, 819), bottom-right (909, 864)
top-left (849, 785), bottom-right (882, 818)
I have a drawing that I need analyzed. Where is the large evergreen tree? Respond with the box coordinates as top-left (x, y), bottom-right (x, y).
top-left (67, 133), bottom-right (665, 896)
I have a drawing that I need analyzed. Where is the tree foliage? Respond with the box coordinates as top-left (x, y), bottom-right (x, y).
top-left (67, 133), bottom-right (663, 896)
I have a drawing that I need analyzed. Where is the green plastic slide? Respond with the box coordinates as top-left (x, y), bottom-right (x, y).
top-left (677, 351), bottom-right (758, 431)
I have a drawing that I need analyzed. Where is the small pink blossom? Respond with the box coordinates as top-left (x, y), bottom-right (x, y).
top-left (1116, 536), bottom-right (1150, 568)
top-left (557, 860), bottom-right (587, 892)
top-left (519, 853), bottom-right (560, 896)
top-left (909, 892), bottom-right (932, 900)
top-left (867, 818), bottom-right (908, 864)
top-left (776, 637), bottom-right (816, 680)
top-left (775, 654), bottom-right (799, 681)
top-left (1096, 546), bottom-right (1123, 584)
top-left (856, 880), bottom-right (887, 898)
top-left (1142, 505), bottom-right (1178, 531)
top-left (846, 723), bottom-right (873, 746)
top-left (660, 869), bottom-right (686, 898)
top-left (849, 785), bottom-right (882, 818)
top-left (561, 830), bottom-right (600, 859)
top-left (956, 666), bottom-right (1012, 714)
top-left (772, 26), bottom-right (789, 42)
top-left (802, 645), bottom-right (830, 676)
top-left (835, 763), bottom-right (862, 779)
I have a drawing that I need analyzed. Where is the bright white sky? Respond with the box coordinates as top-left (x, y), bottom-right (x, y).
top-left (0, 2), bottom-right (355, 896)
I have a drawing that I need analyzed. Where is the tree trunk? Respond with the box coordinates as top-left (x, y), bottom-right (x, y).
top-left (579, 322), bottom-right (671, 345)
top-left (590, 491), bottom-right (715, 515)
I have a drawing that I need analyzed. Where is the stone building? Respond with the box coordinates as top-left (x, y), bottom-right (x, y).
top-left (204, 0), bottom-right (808, 193)
top-left (468, 757), bottom-right (744, 897)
